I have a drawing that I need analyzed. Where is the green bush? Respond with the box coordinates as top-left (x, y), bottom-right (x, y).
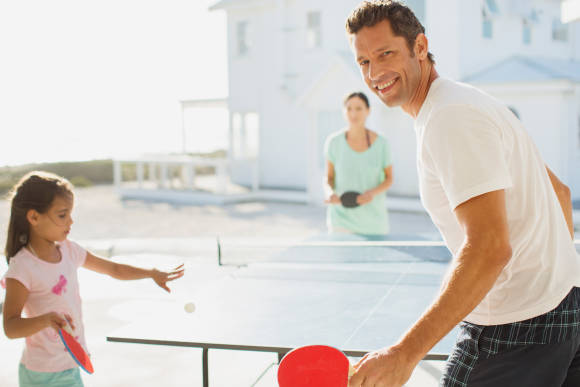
top-left (0, 160), bottom-right (114, 195)
top-left (69, 176), bottom-right (93, 188)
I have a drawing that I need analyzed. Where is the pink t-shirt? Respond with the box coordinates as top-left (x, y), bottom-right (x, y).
top-left (4, 240), bottom-right (88, 372)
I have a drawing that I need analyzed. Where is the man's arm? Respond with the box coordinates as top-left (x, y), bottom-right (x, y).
top-left (546, 166), bottom-right (574, 239)
top-left (349, 189), bottom-right (512, 386)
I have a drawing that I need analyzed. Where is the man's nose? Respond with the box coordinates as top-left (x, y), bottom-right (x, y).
top-left (367, 62), bottom-right (384, 83)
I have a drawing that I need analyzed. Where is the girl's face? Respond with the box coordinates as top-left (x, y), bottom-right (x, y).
top-left (343, 96), bottom-right (370, 127)
top-left (29, 194), bottom-right (74, 242)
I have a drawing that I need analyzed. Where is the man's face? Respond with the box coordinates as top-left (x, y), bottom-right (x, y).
top-left (351, 20), bottom-right (422, 108)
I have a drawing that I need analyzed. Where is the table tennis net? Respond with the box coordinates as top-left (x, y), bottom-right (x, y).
top-left (216, 240), bottom-right (453, 266)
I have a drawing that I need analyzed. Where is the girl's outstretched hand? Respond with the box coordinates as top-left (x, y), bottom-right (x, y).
top-left (151, 264), bottom-right (185, 292)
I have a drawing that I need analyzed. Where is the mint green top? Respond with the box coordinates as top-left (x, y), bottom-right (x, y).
top-left (325, 130), bottom-right (391, 235)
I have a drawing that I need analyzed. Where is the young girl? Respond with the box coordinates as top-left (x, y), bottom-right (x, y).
top-left (2, 171), bottom-right (185, 386)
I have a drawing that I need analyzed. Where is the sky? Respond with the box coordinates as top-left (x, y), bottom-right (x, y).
top-left (0, 0), bottom-right (228, 166)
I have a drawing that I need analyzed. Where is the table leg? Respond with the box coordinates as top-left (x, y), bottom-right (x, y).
top-left (203, 348), bottom-right (209, 387)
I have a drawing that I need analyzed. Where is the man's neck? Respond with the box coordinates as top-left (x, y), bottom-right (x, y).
top-left (403, 62), bottom-right (439, 118)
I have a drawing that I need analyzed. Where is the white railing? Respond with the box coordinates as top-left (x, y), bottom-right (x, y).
top-left (113, 155), bottom-right (229, 194)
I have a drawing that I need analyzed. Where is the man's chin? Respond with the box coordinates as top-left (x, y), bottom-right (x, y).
top-left (379, 95), bottom-right (401, 108)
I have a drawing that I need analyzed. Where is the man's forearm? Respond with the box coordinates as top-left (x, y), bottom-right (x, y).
top-left (395, 241), bottom-right (511, 363)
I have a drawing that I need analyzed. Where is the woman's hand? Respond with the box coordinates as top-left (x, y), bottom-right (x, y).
top-left (325, 194), bottom-right (341, 205)
top-left (357, 191), bottom-right (375, 205)
top-left (151, 264), bottom-right (185, 292)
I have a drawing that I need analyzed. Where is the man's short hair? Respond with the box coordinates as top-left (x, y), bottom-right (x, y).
top-left (346, 0), bottom-right (435, 64)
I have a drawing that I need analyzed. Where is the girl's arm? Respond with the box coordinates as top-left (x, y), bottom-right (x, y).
top-left (3, 279), bottom-right (73, 339)
top-left (82, 252), bottom-right (184, 292)
top-left (358, 165), bottom-right (394, 205)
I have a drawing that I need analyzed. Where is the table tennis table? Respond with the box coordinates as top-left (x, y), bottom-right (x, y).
top-left (107, 235), bottom-right (461, 386)
top-left (106, 237), bottom-right (580, 386)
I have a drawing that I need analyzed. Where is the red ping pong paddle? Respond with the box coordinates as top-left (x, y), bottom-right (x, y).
top-left (340, 191), bottom-right (360, 208)
top-left (58, 327), bottom-right (94, 374)
top-left (277, 345), bottom-right (355, 387)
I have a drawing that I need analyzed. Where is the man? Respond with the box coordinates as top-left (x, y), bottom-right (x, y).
top-left (345, 1), bottom-right (579, 386)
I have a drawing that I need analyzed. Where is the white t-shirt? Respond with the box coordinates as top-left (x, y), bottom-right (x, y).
top-left (415, 77), bottom-right (580, 325)
top-left (4, 240), bottom-right (88, 372)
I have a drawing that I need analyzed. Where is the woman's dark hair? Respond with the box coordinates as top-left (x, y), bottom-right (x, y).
top-left (4, 171), bottom-right (73, 263)
top-left (344, 92), bottom-right (370, 108)
top-left (346, 0), bottom-right (435, 64)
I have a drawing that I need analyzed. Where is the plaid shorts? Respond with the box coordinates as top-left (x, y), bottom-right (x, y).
top-left (441, 287), bottom-right (580, 387)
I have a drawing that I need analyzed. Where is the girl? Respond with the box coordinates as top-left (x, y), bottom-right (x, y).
top-left (324, 92), bottom-right (394, 235)
top-left (2, 171), bottom-right (184, 386)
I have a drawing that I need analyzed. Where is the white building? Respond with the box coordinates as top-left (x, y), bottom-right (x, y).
top-left (209, 0), bottom-right (580, 202)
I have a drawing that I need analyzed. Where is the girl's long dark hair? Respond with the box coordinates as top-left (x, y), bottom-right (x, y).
top-left (4, 171), bottom-right (73, 263)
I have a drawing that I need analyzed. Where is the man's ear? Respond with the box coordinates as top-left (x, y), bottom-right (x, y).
top-left (26, 209), bottom-right (39, 226)
top-left (414, 33), bottom-right (429, 61)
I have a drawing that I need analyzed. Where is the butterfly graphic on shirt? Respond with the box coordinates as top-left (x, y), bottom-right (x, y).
top-left (52, 275), bottom-right (68, 296)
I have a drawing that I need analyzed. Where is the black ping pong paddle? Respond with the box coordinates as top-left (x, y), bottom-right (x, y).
top-left (340, 191), bottom-right (360, 208)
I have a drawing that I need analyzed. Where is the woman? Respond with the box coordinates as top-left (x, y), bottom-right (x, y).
top-left (324, 92), bottom-right (393, 235)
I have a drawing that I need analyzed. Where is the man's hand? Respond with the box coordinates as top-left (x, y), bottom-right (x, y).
top-left (348, 346), bottom-right (416, 387)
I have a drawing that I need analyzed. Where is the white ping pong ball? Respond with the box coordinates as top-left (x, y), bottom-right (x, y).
top-left (184, 302), bottom-right (196, 313)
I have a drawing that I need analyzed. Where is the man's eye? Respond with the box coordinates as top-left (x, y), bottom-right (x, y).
top-left (359, 60), bottom-right (369, 66)
top-left (382, 51), bottom-right (392, 56)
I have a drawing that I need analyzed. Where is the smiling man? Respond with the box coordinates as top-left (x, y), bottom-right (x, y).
top-left (345, 2), bottom-right (580, 387)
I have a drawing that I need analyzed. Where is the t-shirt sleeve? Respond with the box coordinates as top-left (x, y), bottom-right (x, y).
top-left (424, 105), bottom-right (513, 209)
top-left (4, 258), bottom-right (33, 291)
top-left (324, 135), bottom-right (337, 164)
top-left (382, 138), bottom-right (392, 168)
top-left (65, 240), bottom-right (87, 268)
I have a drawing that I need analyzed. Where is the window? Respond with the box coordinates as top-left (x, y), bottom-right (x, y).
top-left (485, 0), bottom-right (499, 15)
top-left (306, 11), bottom-right (321, 48)
top-left (552, 18), bottom-right (569, 41)
top-left (237, 21), bottom-right (250, 56)
top-left (523, 20), bottom-right (532, 45)
top-left (482, 8), bottom-right (493, 39)
top-left (405, 0), bottom-right (426, 24)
